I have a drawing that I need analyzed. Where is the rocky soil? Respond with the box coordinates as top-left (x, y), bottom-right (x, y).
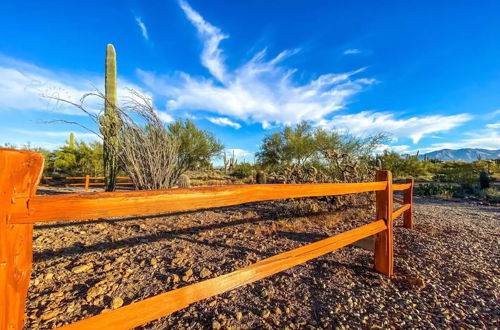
top-left (25, 194), bottom-right (499, 329)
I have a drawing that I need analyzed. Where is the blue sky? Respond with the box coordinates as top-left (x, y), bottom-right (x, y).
top-left (1, 0), bottom-right (499, 162)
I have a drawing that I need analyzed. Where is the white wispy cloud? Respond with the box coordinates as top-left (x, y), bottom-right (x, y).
top-left (0, 54), bottom-right (149, 115)
top-left (225, 148), bottom-right (255, 161)
top-left (486, 122), bottom-right (500, 129)
top-left (179, 0), bottom-right (227, 82)
top-left (423, 131), bottom-right (500, 151)
top-left (11, 129), bottom-right (99, 141)
top-left (318, 111), bottom-right (472, 143)
top-left (375, 144), bottom-right (410, 153)
top-left (156, 110), bottom-right (174, 123)
top-left (344, 49), bottom-right (361, 55)
top-left (138, 1), bottom-right (376, 128)
top-left (207, 117), bottom-right (241, 129)
top-left (135, 16), bottom-right (149, 41)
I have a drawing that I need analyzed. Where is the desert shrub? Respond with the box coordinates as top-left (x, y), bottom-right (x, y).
top-left (257, 121), bottom-right (385, 171)
top-left (168, 119), bottom-right (224, 184)
top-left (257, 121), bottom-right (385, 182)
top-left (477, 188), bottom-right (500, 203)
top-left (415, 183), bottom-right (458, 199)
top-left (230, 162), bottom-right (254, 178)
top-left (44, 138), bottom-right (104, 177)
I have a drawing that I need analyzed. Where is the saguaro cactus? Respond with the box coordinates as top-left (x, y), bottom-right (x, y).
top-left (101, 44), bottom-right (120, 191)
top-left (68, 132), bottom-right (75, 149)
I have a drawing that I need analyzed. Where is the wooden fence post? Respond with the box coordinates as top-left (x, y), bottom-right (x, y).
top-left (0, 148), bottom-right (44, 330)
top-left (403, 177), bottom-right (414, 229)
top-left (84, 175), bottom-right (90, 192)
top-left (374, 170), bottom-right (394, 276)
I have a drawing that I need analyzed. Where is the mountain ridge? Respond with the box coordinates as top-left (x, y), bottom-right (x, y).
top-left (418, 148), bottom-right (500, 162)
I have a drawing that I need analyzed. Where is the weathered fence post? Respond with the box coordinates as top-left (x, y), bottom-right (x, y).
top-left (84, 175), bottom-right (90, 192)
top-left (374, 170), bottom-right (394, 276)
top-left (0, 148), bottom-right (44, 330)
top-left (403, 177), bottom-right (414, 229)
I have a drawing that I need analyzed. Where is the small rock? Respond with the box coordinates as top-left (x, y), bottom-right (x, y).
top-left (212, 320), bottom-right (222, 329)
top-left (183, 269), bottom-right (193, 281)
top-left (275, 307), bottom-right (282, 315)
top-left (172, 274), bottom-right (180, 283)
top-left (72, 263), bottom-right (93, 274)
top-left (235, 311), bottom-right (243, 321)
top-left (86, 285), bottom-right (105, 302)
top-left (45, 273), bottom-right (54, 281)
top-left (200, 268), bottom-right (212, 279)
top-left (40, 311), bottom-right (60, 321)
top-left (111, 297), bottom-right (124, 309)
top-left (262, 309), bottom-right (271, 318)
top-left (150, 258), bottom-right (158, 266)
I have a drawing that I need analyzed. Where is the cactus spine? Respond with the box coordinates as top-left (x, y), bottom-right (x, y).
top-left (101, 44), bottom-right (120, 192)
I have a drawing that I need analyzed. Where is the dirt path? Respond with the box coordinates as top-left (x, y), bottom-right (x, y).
top-left (25, 197), bottom-right (499, 329)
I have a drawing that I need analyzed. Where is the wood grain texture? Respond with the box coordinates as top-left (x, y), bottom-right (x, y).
top-left (373, 171), bottom-right (394, 276)
top-left (57, 220), bottom-right (387, 330)
top-left (0, 148), bottom-right (44, 330)
top-left (12, 182), bottom-right (386, 224)
top-left (392, 204), bottom-right (411, 219)
top-left (403, 178), bottom-right (414, 229)
top-left (393, 183), bottom-right (411, 191)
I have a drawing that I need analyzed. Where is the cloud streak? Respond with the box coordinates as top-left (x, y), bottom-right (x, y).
top-left (135, 16), bottom-right (149, 41)
top-left (207, 117), bottom-right (241, 129)
top-left (318, 111), bottom-right (472, 143)
top-left (344, 49), bottom-right (361, 55)
top-left (0, 54), bottom-right (153, 116)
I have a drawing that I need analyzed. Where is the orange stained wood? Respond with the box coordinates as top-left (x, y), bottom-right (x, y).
top-left (42, 176), bottom-right (130, 180)
top-left (0, 148), bottom-right (44, 330)
top-left (68, 182), bottom-right (133, 187)
top-left (403, 178), bottom-right (414, 229)
top-left (12, 181), bottom-right (387, 224)
top-left (373, 170), bottom-right (394, 276)
top-left (393, 183), bottom-right (411, 191)
top-left (392, 204), bottom-right (411, 219)
top-left (58, 219), bottom-right (387, 330)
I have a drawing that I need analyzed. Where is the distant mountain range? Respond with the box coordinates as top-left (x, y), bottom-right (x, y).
top-left (418, 148), bottom-right (500, 162)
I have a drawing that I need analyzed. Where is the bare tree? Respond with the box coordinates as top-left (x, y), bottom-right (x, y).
top-left (43, 89), bottom-right (180, 190)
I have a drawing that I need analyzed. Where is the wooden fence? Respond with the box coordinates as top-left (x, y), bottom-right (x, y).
top-left (0, 148), bottom-right (414, 330)
top-left (40, 176), bottom-right (134, 191)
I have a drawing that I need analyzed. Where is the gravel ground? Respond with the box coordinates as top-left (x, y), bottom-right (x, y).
top-left (25, 195), bottom-right (499, 329)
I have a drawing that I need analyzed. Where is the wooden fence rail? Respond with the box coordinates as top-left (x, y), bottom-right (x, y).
top-left (40, 176), bottom-right (133, 191)
top-left (0, 148), bottom-right (414, 330)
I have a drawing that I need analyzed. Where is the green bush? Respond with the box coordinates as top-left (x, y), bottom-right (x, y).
top-left (231, 162), bottom-right (254, 178)
top-left (415, 183), bottom-right (458, 199)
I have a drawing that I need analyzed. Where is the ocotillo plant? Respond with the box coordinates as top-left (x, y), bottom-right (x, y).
top-left (100, 44), bottom-right (120, 191)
